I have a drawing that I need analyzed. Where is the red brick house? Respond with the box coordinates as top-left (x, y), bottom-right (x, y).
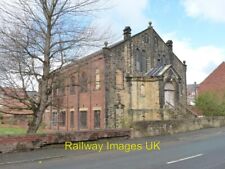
top-left (0, 88), bottom-right (34, 125)
top-left (44, 24), bottom-right (187, 131)
top-left (198, 62), bottom-right (225, 98)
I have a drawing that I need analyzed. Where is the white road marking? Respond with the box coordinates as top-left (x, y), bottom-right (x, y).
top-left (0, 155), bottom-right (64, 166)
top-left (167, 154), bottom-right (203, 164)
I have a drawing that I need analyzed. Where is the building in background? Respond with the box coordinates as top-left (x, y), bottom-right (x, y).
top-left (0, 88), bottom-right (35, 126)
top-left (198, 62), bottom-right (225, 98)
top-left (187, 82), bottom-right (198, 106)
top-left (43, 23), bottom-right (187, 131)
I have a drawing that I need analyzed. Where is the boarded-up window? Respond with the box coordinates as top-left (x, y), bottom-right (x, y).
top-left (140, 84), bottom-right (145, 97)
top-left (59, 111), bottom-right (66, 126)
top-left (70, 111), bottom-right (74, 128)
top-left (95, 69), bottom-right (101, 90)
top-left (136, 56), bottom-right (141, 71)
top-left (80, 72), bottom-right (88, 92)
top-left (70, 76), bottom-right (76, 94)
top-left (136, 52), bottom-right (147, 73)
top-left (116, 69), bottom-right (124, 89)
top-left (94, 110), bottom-right (101, 128)
top-left (79, 111), bottom-right (87, 129)
top-left (164, 83), bottom-right (175, 107)
top-left (51, 112), bottom-right (58, 126)
top-left (141, 55), bottom-right (147, 73)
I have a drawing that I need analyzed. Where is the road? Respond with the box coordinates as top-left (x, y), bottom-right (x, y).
top-left (1, 127), bottom-right (225, 169)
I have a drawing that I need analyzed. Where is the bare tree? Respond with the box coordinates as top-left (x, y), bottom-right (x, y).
top-left (0, 0), bottom-right (107, 133)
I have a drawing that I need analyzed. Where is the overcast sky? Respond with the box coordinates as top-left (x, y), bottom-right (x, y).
top-left (96, 0), bottom-right (225, 84)
top-left (2, 0), bottom-right (225, 84)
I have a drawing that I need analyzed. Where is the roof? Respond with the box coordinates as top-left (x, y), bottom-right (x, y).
top-left (65, 27), bottom-right (155, 68)
top-left (61, 24), bottom-right (184, 75)
top-left (198, 62), bottom-right (225, 96)
top-left (145, 65), bottom-right (172, 77)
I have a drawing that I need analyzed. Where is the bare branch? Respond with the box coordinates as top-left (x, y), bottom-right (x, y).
top-left (0, 0), bottom-right (109, 134)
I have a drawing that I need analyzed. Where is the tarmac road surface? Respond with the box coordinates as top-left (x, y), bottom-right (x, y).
top-left (1, 127), bottom-right (225, 169)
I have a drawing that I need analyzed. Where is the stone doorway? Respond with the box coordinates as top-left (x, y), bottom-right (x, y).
top-left (164, 82), bottom-right (175, 107)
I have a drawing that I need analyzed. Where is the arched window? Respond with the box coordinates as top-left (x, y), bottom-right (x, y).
top-left (116, 69), bottom-right (124, 90)
top-left (136, 54), bottom-right (141, 72)
top-left (80, 72), bottom-right (88, 92)
top-left (95, 69), bottom-right (101, 90)
top-left (135, 49), bottom-right (147, 73)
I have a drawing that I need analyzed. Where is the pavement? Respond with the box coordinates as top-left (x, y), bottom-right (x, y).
top-left (1, 127), bottom-right (225, 169)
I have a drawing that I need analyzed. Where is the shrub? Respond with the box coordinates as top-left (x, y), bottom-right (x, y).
top-left (196, 92), bottom-right (225, 116)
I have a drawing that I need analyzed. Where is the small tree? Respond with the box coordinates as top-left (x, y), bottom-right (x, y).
top-left (0, 0), bottom-right (107, 134)
top-left (196, 92), bottom-right (225, 116)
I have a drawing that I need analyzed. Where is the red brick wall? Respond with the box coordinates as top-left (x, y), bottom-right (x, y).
top-left (45, 54), bottom-right (106, 131)
top-left (0, 129), bottom-right (130, 153)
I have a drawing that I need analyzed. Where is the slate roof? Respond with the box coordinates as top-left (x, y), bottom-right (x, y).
top-left (146, 65), bottom-right (172, 77)
top-left (198, 62), bottom-right (225, 96)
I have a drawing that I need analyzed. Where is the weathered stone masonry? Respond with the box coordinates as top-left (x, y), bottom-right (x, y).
top-left (104, 24), bottom-right (187, 128)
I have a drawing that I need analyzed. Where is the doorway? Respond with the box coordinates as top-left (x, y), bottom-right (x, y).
top-left (164, 82), bottom-right (175, 107)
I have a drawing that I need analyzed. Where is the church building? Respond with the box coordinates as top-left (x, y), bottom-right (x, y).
top-left (43, 23), bottom-right (187, 131)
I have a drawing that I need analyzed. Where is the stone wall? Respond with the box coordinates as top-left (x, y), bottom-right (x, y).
top-left (131, 117), bottom-right (225, 137)
top-left (128, 109), bottom-right (161, 124)
top-left (130, 78), bottom-right (160, 110)
top-left (104, 25), bottom-right (186, 129)
top-left (0, 129), bottom-right (130, 153)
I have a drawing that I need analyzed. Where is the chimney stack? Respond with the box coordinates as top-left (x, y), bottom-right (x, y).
top-left (123, 26), bottom-right (131, 40)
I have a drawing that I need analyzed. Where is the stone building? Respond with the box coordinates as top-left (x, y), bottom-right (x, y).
top-left (43, 23), bottom-right (187, 131)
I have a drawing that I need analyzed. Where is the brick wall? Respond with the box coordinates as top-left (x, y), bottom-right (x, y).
top-left (44, 54), bottom-right (106, 131)
top-left (0, 129), bottom-right (130, 153)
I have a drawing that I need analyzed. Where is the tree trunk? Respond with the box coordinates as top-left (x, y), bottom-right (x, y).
top-left (27, 112), bottom-right (43, 134)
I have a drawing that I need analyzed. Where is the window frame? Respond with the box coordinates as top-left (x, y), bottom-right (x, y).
top-left (94, 110), bottom-right (101, 129)
top-left (59, 111), bottom-right (66, 127)
top-left (70, 111), bottom-right (74, 128)
top-left (95, 69), bottom-right (101, 90)
top-left (79, 110), bottom-right (88, 129)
